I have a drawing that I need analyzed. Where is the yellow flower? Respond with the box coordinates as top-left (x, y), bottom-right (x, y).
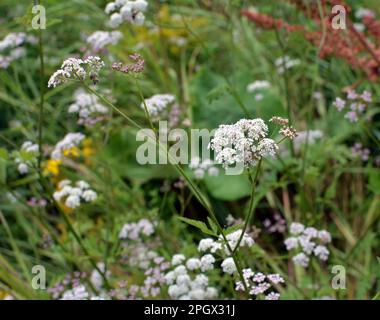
top-left (82, 138), bottom-right (95, 164)
top-left (63, 146), bottom-right (80, 158)
top-left (43, 159), bottom-right (62, 176)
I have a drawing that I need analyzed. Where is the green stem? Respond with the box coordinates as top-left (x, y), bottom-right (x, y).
top-left (81, 80), bottom-right (251, 296)
top-left (36, 0), bottom-right (45, 171)
top-left (361, 123), bottom-right (380, 149)
top-left (35, 167), bottom-right (110, 292)
top-left (233, 159), bottom-right (262, 255)
top-left (135, 78), bottom-right (157, 134)
top-left (274, 28), bottom-right (295, 157)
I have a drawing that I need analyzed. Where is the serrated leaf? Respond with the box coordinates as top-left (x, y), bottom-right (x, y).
top-left (178, 217), bottom-right (217, 236)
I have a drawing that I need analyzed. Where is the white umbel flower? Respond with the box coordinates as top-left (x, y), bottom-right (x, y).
top-left (292, 252), bottom-right (310, 267)
top-left (209, 118), bottom-right (278, 168)
top-left (186, 258), bottom-right (201, 271)
top-left (105, 0), bottom-right (148, 27)
top-left (0, 33), bottom-right (36, 69)
top-left (165, 253), bottom-right (218, 300)
top-left (51, 132), bottom-right (85, 160)
top-left (142, 94), bottom-right (175, 121)
top-left (285, 223), bottom-right (331, 267)
top-left (200, 254), bottom-right (215, 272)
top-left (17, 163), bottom-right (29, 174)
top-left (86, 31), bottom-right (122, 52)
top-left (82, 190), bottom-right (98, 202)
top-left (289, 222), bottom-right (305, 235)
top-left (221, 257), bottom-right (237, 275)
top-left (172, 254), bottom-right (186, 266)
top-left (15, 141), bottom-right (39, 174)
top-left (53, 179), bottom-right (97, 209)
top-left (48, 56), bottom-right (104, 88)
top-left (61, 285), bottom-right (89, 300)
top-left (247, 80), bottom-right (270, 92)
top-left (68, 89), bottom-right (109, 125)
top-left (314, 245), bottom-right (329, 261)
top-left (189, 157), bottom-right (219, 180)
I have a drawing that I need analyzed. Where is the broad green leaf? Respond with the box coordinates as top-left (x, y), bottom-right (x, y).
top-left (204, 173), bottom-right (251, 201)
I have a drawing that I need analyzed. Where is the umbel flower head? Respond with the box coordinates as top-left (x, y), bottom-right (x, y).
top-left (105, 0), bottom-right (148, 27)
top-left (53, 179), bottom-right (97, 209)
top-left (141, 94), bottom-right (175, 121)
top-left (209, 119), bottom-right (278, 168)
top-left (48, 56), bottom-right (105, 88)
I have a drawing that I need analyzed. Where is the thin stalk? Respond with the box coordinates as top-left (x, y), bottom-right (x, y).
top-left (135, 78), bottom-right (157, 134)
top-left (274, 28), bottom-right (295, 157)
top-left (132, 81), bottom-right (251, 294)
top-left (233, 159), bottom-right (262, 254)
top-left (361, 123), bottom-right (380, 149)
top-left (38, 174), bottom-right (110, 291)
top-left (80, 81), bottom-right (251, 296)
top-left (36, 0), bottom-right (45, 171)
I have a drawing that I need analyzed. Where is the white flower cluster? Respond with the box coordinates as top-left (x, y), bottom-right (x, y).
top-left (105, 0), bottom-right (148, 27)
top-left (119, 218), bottom-right (155, 240)
top-left (235, 268), bottom-right (284, 300)
top-left (165, 254), bottom-right (217, 300)
top-left (247, 80), bottom-right (270, 101)
top-left (221, 257), bottom-right (236, 275)
top-left (51, 132), bottom-right (85, 160)
top-left (86, 31), bottom-right (122, 52)
top-left (284, 222), bottom-right (332, 267)
top-left (61, 285), bottom-right (89, 300)
top-left (53, 179), bottom-right (97, 209)
top-left (60, 285), bottom-right (104, 300)
top-left (127, 245), bottom-right (161, 270)
top-left (15, 141), bottom-right (39, 174)
top-left (0, 32), bottom-right (36, 69)
top-left (198, 230), bottom-right (254, 277)
top-left (68, 89), bottom-right (108, 125)
top-left (209, 119), bottom-right (278, 168)
top-left (198, 229), bottom-right (254, 256)
top-left (48, 56), bottom-right (105, 88)
top-left (275, 55), bottom-right (300, 74)
top-left (189, 157), bottom-right (219, 180)
top-left (0, 33), bottom-right (27, 51)
top-left (142, 94), bottom-right (175, 121)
